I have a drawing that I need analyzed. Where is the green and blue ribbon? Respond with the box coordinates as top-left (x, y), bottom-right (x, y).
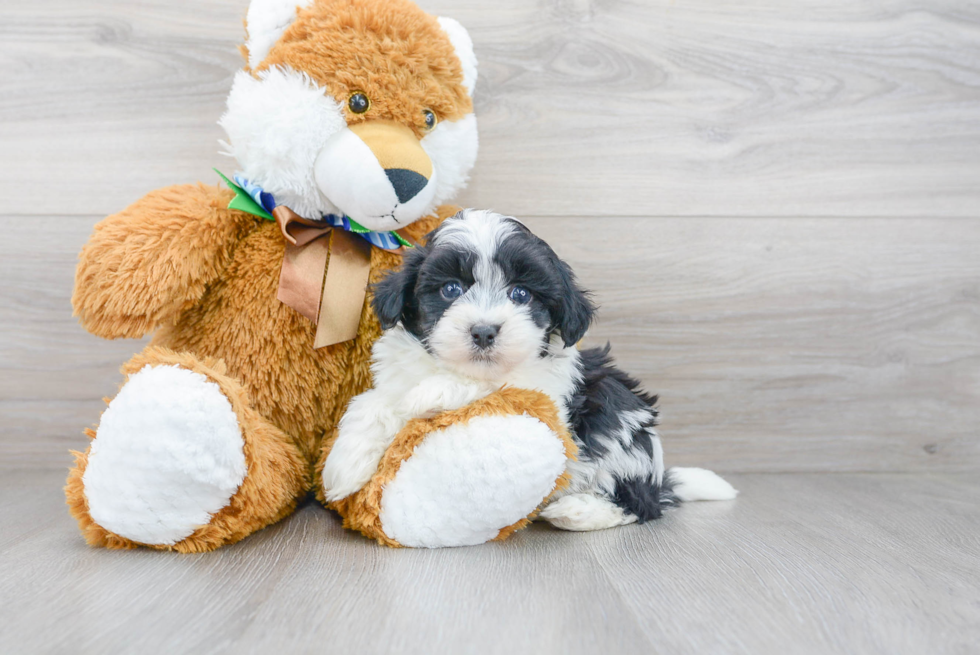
top-left (214, 169), bottom-right (412, 250)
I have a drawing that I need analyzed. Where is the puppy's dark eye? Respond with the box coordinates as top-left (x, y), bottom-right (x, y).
top-left (423, 109), bottom-right (437, 131)
top-left (509, 286), bottom-right (532, 305)
top-left (348, 92), bottom-right (370, 114)
top-left (441, 281), bottom-right (464, 301)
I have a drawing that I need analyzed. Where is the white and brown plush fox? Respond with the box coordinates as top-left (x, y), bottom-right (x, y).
top-left (66, 0), bottom-right (573, 552)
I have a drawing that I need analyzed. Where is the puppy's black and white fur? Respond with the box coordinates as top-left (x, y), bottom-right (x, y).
top-left (321, 209), bottom-right (736, 531)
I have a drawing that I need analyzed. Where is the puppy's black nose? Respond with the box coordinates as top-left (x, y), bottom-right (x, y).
top-left (470, 324), bottom-right (499, 350)
top-left (385, 168), bottom-right (428, 203)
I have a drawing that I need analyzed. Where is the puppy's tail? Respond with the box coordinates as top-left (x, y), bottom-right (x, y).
top-left (666, 467), bottom-right (738, 502)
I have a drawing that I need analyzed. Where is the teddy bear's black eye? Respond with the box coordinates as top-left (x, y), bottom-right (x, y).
top-left (423, 109), bottom-right (437, 130)
top-left (348, 92), bottom-right (370, 114)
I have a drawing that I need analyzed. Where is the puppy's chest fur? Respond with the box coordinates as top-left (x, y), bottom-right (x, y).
top-left (372, 328), bottom-right (582, 424)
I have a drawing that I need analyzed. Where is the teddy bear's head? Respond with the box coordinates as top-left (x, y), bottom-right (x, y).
top-left (220, 0), bottom-right (478, 232)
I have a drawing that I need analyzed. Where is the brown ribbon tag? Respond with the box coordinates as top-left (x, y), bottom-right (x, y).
top-left (275, 207), bottom-right (331, 324)
top-left (314, 229), bottom-right (372, 347)
top-left (274, 206), bottom-right (373, 348)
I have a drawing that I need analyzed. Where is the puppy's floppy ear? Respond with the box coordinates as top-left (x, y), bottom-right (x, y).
top-left (552, 256), bottom-right (596, 347)
top-left (372, 246), bottom-right (427, 330)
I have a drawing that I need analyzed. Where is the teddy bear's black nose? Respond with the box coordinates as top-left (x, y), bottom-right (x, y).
top-left (470, 324), bottom-right (499, 350)
top-left (385, 168), bottom-right (428, 203)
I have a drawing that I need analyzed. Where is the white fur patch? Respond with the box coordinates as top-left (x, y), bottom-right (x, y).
top-left (322, 386), bottom-right (414, 502)
top-left (371, 326), bottom-right (581, 425)
top-left (433, 208), bottom-right (516, 257)
top-left (82, 365), bottom-right (247, 546)
top-left (370, 327), bottom-right (445, 394)
top-left (379, 414), bottom-right (567, 548)
top-left (219, 66), bottom-right (346, 219)
top-left (372, 327), bottom-right (581, 422)
top-left (245, 0), bottom-right (314, 69)
top-left (436, 17), bottom-right (478, 95)
top-left (428, 298), bottom-right (543, 381)
top-left (314, 127), bottom-right (400, 225)
top-left (669, 467), bottom-right (739, 502)
top-left (313, 127), bottom-right (438, 231)
top-left (421, 114), bottom-right (479, 209)
top-left (538, 493), bottom-right (637, 531)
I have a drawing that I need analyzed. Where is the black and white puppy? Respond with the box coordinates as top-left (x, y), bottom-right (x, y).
top-left (321, 209), bottom-right (736, 531)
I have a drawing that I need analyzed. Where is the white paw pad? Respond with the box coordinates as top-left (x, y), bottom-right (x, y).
top-left (82, 365), bottom-right (247, 545)
top-left (379, 414), bottom-right (567, 548)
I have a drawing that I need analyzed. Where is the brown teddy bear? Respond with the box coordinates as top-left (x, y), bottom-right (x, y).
top-left (64, 0), bottom-right (532, 552)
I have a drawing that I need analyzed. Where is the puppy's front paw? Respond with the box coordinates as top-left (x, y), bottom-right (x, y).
top-left (539, 494), bottom-right (635, 531)
top-left (321, 449), bottom-right (381, 502)
top-left (400, 375), bottom-right (491, 419)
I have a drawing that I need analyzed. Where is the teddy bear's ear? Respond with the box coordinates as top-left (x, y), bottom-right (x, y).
top-left (437, 17), bottom-right (478, 96)
top-left (245, 0), bottom-right (314, 69)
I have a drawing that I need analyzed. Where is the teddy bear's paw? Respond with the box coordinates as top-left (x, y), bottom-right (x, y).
top-left (378, 414), bottom-right (567, 548)
top-left (81, 364), bottom-right (247, 546)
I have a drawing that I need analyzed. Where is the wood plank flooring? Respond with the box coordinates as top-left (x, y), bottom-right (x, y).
top-left (1, 470), bottom-right (978, 655)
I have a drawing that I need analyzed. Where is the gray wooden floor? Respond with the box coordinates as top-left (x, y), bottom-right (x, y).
top-left (2, 0), bottom-right (979, 652)
top-left (1, 470), bottom-right (978, 654)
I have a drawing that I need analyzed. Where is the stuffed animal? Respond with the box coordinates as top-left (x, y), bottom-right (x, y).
top-left (320, 387), bottom-right (579, 548)
top-left (65, 0), bottom-right (488, 553)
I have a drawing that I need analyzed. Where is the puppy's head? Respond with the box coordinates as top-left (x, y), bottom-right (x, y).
top-left (373, 209), bottom-right (595, 379)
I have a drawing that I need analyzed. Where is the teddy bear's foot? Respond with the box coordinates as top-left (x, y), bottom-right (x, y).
top-left (80, 363), bottom-right (245, 545)
top-left (66, 347), bottom-right (308, 552)
top-left (377, 414), bottom-right (568, 548)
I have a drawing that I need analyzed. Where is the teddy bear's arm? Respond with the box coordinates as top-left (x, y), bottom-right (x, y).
top-left (72, 183), bottom-right (259, 339)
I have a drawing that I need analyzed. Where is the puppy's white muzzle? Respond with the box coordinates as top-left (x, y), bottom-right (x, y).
top-left (430, 296), bottom-right (544, 380)
top-left (314, 120), bottom-right (438, 232)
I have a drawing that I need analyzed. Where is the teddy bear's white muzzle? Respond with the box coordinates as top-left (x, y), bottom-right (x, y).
top-left (314, 121), bottom-right (438, 232)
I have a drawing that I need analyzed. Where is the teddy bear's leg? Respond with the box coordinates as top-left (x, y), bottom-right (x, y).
top-left (323, 388), bottom-right (577, 548)
top-left (376, 413), bottom-right (568, 548)
top-left (65, 347), bottom-right (308, 553)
